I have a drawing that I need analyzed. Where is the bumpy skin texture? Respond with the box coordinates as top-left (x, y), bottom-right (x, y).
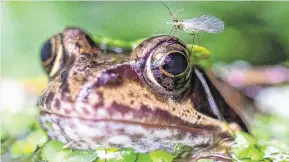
top-left (39, 28), bottom-right (246, 156)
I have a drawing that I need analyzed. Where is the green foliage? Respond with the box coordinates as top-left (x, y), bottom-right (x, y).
top-left (136, 153), bottom-right (153, 162)
top-left (229, 114), bottom-right (289, 162)
top-left (68, 150), bottom-right (98, 162)
top-left (0, 109), bottom-right (38, 139)
top-left (187, 44), bottom-right (212, 68)
top-left (231, 131), bottom-right (289, 162)
top-left (252, 114), bottom-right (289, 148)
top-left (39, 141), bottom-right (173, 162)
top-left (93, 36), bottom-right (135, 53)
top-left (41, 140), bottom-right (98, 162)
top-left (41, 140), bottom-right (74, 162)
top-left (106, 148), bottom-right (137, 162)
top-left (149, 150), bottom-right (174, 162)
top-left (10, 129), bottom-right (48, 158)
top-left (173, 143), bottom-right (192, 159)
top-left (231, 132), bottom-right (266, 161)
top-left (1, 107), bottom-right (41, 156)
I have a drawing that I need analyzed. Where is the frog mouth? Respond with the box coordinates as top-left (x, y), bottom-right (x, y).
top-left (40, 111), bottom-right (232, 153)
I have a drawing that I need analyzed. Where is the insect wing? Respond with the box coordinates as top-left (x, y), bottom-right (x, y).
top-left (183, 15), bottom-right (225, 33)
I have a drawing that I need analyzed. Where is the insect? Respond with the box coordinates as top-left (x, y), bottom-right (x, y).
top-left (160, 2), bottom-right (225, 44)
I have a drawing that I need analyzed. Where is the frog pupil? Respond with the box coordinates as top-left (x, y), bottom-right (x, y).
top-left (41, 40), bottom-right (52, 62)
top-left (161, 52), bottom-right (188, 76)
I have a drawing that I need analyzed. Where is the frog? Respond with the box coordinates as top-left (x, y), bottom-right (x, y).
top-left (38, 27), bottom-right (247, 160)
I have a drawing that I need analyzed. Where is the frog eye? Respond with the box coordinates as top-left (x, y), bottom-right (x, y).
top-left (131, 35), bottom-right (192, 92)
top-left (160, 52), bottom-right (189, 77)
top-left (146, 50), bottom-right (191, 91)
top-left (40, 37), bottom-right (63, 77)
top-left (41, 39), bottom-right (55, 75)
top-left (41, 40), bottom-right (53, 63)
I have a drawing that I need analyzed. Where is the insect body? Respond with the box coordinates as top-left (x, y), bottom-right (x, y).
top-left (166, 15), bottom-right (225, 34)
top-left (160, 2), bottom-right (225, 35)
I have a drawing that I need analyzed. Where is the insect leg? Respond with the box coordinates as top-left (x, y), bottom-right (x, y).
top-left (172, 26), bottom-right (178, 36)
top-left (165, 25), bottom-right (177, 43)
top-left (190, 33), bottom-right (196, 53)
top-left (173, 9), bottom-right (184, 18)
top-left (191, 33), bottom-right (196, 45)
top-left (169, 25), bottom-right (176, 36)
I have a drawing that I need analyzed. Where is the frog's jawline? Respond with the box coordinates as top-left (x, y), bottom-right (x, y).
top-left (41, 112), bottom-right (231, 153)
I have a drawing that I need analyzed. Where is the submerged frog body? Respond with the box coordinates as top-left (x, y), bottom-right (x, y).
top-left (39, 28), bottom-right (246, 158)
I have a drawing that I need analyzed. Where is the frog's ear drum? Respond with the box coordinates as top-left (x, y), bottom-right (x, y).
top-left (40, 36), bottom-right (64, 77)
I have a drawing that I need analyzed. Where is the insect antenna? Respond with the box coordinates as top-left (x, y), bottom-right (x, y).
top-left (159, 1), bottom-right (179, 36)
top-left (153, 1), bottom-right (174, 35)
top-left (159, 1), bottom-right (174, 18)
top-left (169, 25), bottom-right (176, 35)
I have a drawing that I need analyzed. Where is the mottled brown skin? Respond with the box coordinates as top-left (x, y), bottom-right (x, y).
top-left (39, 28), bottom-right (246, 159)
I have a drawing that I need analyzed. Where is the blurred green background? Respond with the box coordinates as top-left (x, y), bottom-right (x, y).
top-left (1, 1), bottom-right (289, 78)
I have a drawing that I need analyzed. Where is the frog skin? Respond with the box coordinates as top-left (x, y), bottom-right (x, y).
top-left (38, 28), bottom-right (247, 158)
